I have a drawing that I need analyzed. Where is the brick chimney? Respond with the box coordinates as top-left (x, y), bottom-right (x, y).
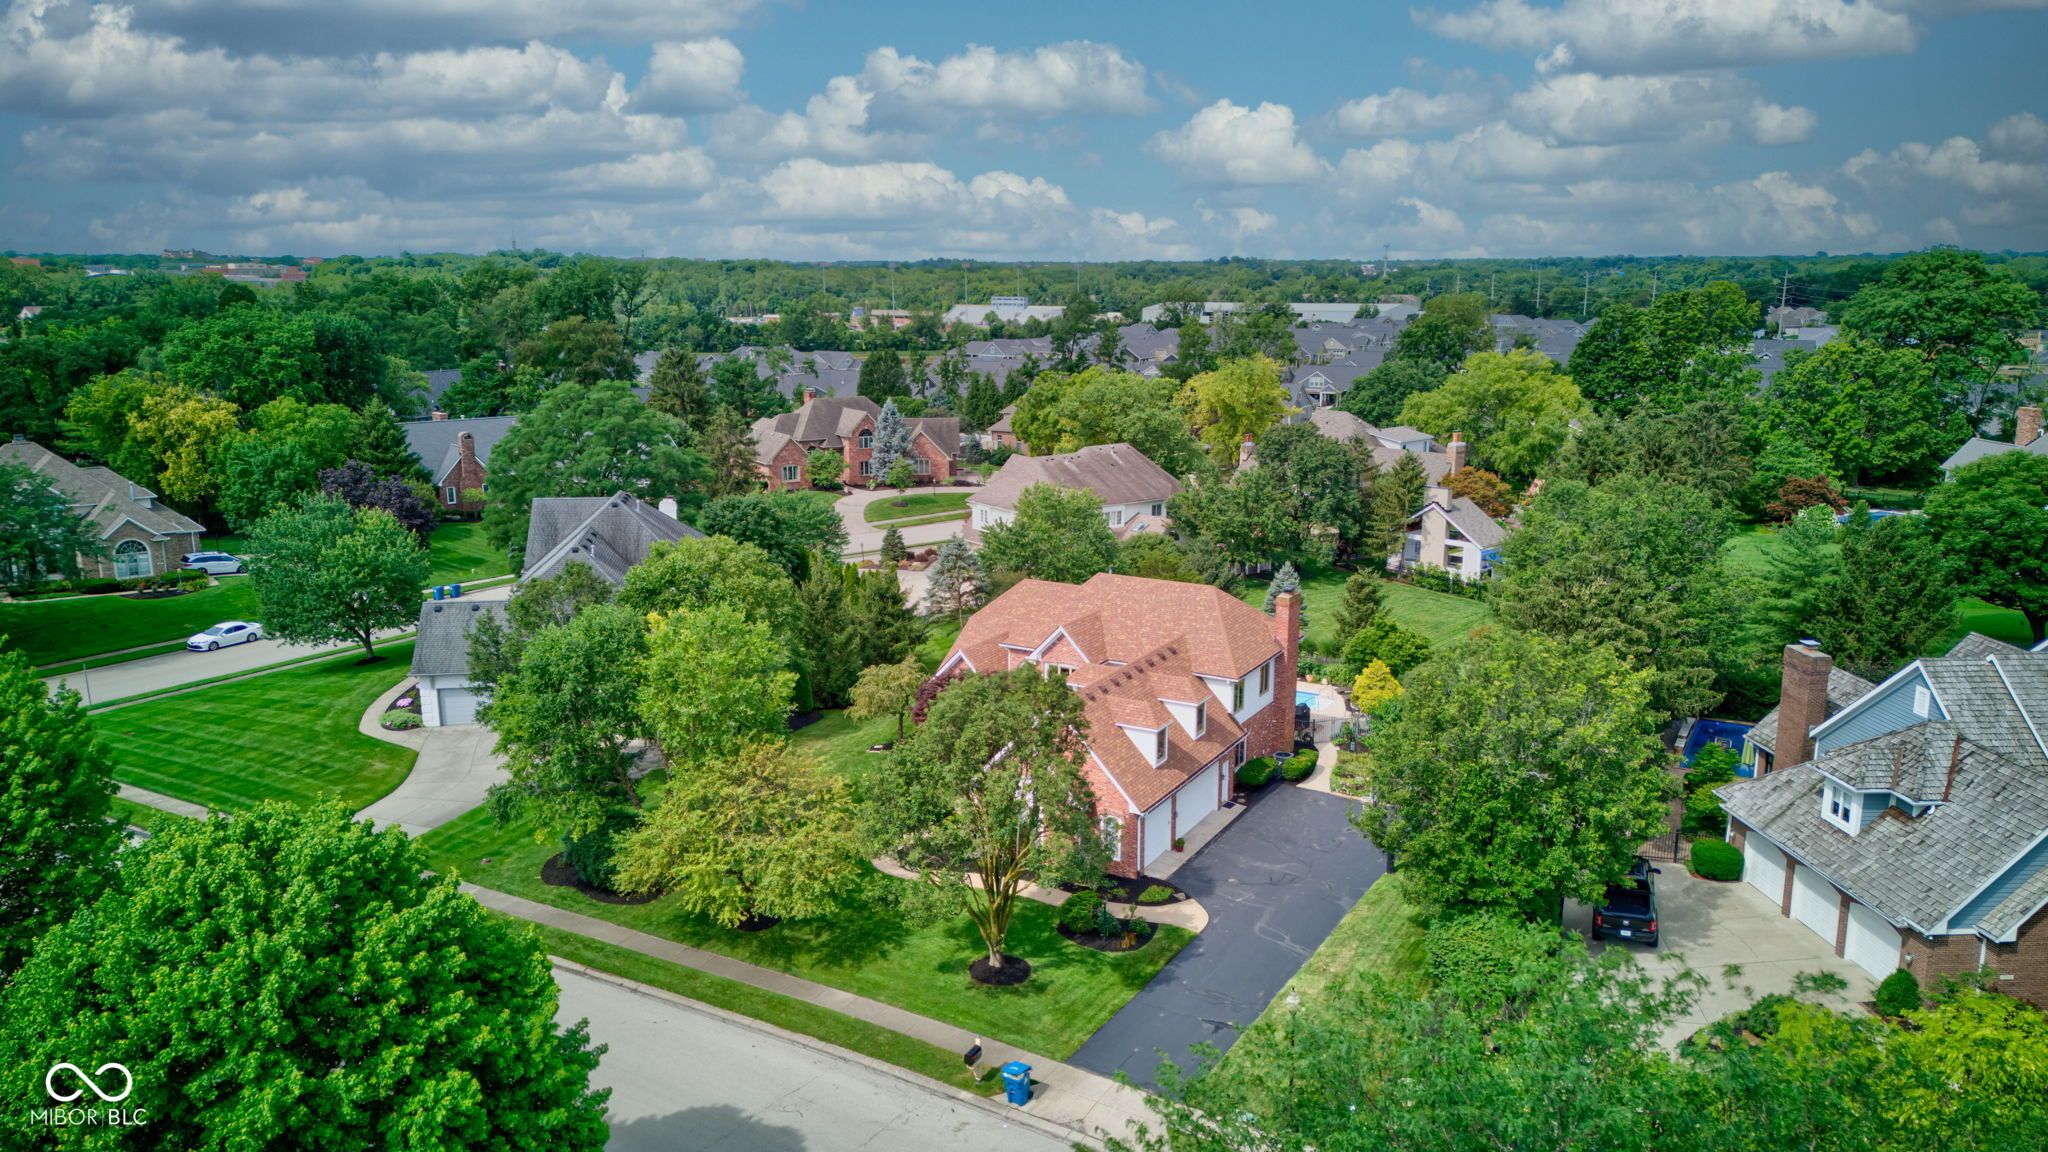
top-left (1446, 430), bottom-right (1468, 474)
top-left (1776, 640), bottom-right (1833, 770)
top-left (430, 410), bottom-right (448, 421)
top-left (1238, 432), bottom-right (1257, 470)
top-left (1273, 590), bottom-right (1301, 754)
top-left (457, 431), bottom-right (476, 463)
top-left (802, 387), bottom-right (820, 406)
top-left (2017, 405), bottom-right (2042, 448)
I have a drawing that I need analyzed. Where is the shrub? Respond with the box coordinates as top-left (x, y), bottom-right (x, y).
top-left (380, 709), bottom-right (423, 730)
top-left (1136, 884), bottom-right (1174, 905)
top-left (1690, 837), bottom-right (1743, 881)
top-left (1092, 904), bottom-right (1122, 937)
top-left (1057, 889), bottom-right (1106, 934)
top-left (1425, 911), bottom-right (1562, 1013)
top-left (1280, 748), bottom-right (1318, 781)
top-left (69, 578), bottom-right (126, 596)
top-left (562, 809), bottom-right (639, 893)
top-left (1875, 968), bottom-right (1924, 1017)
top-left (1236, 757), bottom-right (1276, 788)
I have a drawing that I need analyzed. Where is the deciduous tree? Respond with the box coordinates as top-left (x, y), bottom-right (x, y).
top-left (247, 496), bottom-right (430, 659)
top-left (1349, 658), bottom-right (1402, 714)
top-left (319, 460), bottom-right (436, 543)
top-left (979, 482), bottom-right (1118, 584)
top-left (618, 534), bottom-right (797, 637)
top-left (1010, 367), bottom-right (1210, 479)
top-left (0, 459), bottom-right (103, 585)
top-left (1399, 349), bottom-right (1586, 482)
top-left (1336, 358), bottom-right (1447, 425)
top-left (0, 648), bottom-right (119, 972)
top-left (849, 654), bottom-right (926, 745)
top-left (639, 604), bottom-right (795, 770)
top-left (1179, 355), bottom-right (1296, 472)
top-left (696, 489), bottom-right (848, 578)
top-left (1924, 451), bottom-right (2048, 641)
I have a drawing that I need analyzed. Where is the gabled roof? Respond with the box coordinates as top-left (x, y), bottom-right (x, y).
top-left (1940, 434), bottom-right (2048, 474)
top-left (945, 573), bottom-right (1281, 684)
top-left (750, 395), bottom-right (880, 451)
top-left (1749, 667), bottom-right (1878, 754)
top-left (520, 492), bottom-right (705, 585)
top-left (1410, 495), bottom-right (1508, 549)
top-left (0, 439), bottom-right (205, 541)
top-left (973, 443), bottom-right (1182, 513)
top-left (399, 415), bottom-right (517, 482)
top-left (410, 600), bottom-right (508, 677)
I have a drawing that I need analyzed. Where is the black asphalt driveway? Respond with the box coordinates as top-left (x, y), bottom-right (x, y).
top-left (1070, 785), bottom-right (1386, 1087)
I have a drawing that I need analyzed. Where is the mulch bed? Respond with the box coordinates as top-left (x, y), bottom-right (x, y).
top-left (1060, 873), bottom-right (1190, 905)
top-left (380, 686), bottom-right (424, 731)
top-left (541, 853), bottom-right (660, 906)
top-left (1055, 922), bottom-right (1157, 953)
top-left (969, 954), bottom-right (1032, 986)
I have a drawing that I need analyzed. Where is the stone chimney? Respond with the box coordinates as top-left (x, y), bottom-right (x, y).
top-left (1238, 432), bottom-right (1257, 470)
top-left (430, 410), bottom-right (448, 421)
top-left (2017, 405), bottom-right (2042, 448)
top-left (1776, 640), bottom-right (1833, 770)
top-left (1446, 430), bottom-right (1468, 474)
top-left (657, 496), bottom-right (679, 520)
top-left (802, 387), bottom-right (820, 406)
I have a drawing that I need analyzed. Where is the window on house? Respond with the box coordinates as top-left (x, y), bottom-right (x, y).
top-left (1150, 503), bottom-right (1164, 516)
top-left (1155, 728), bottom-right (1168, 763)
top-left (444, 486), bottom-right (457, 505)
top-left (858, 430), bottom-right (874, 449)
top-left (912, 457), bottom-right (931, 475)
top-left (1259, 659), bottom-right (1271, 694)
top-left (1195, 701), bottom-right (1207, 738)
top-left (1232, 678), bottom-right (1245, 712)
top-left (1109, 508), bottom-right (1123, 526)
top-left (780, 464), bottom-right (801, 482)
top-left (860, 459), bottom-right (876, 476)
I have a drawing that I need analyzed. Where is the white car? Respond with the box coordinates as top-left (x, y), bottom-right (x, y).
top-left (187, 621), bottom-right (263, 651)
top-left (180, 551), bottom-right (246, 575)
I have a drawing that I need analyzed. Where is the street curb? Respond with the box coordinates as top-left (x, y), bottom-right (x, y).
top-left (548, 958), bottom-right (1108, 1150)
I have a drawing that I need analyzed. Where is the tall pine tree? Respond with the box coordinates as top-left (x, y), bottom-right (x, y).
top-left (1366, 451), bottom-right (1428, 568)
top-left (351, 404), bottom-right (427, 483)
top-left (871, 399), bottom-right (913, 479)
top-left (647, 348), bottom-right (710, 433)
top-left (924, 537), bottom-right (987, 623)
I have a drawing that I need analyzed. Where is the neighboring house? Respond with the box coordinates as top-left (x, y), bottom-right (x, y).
top-left (1304, 410), bottom-right (1455, 482)
top-left (1940, 405), bottom-right (2044, 479)
top-left (750, 391), bottom-right (960, 490)
top-left (1767, 305), bottom-right (1829, 329)
top-left (986, 403), bottom-right (1023, 451)
top-left (0, 437), bottom-right (205, 581)
top-left (966, 443), bottom-right (1180, 544)
top-left (931, 573), bottom-right (1301, 876)
top-left (1395, 479), bottom-right (1508, 581)
top-left (409, 492), bottom-right (704, 726)
top-left (399, 414), bottom-right (518, 515)
top-left (1716, 634), bottom-right (2048, 1002)
top-left (942, 296), bottom-right (1066, 327)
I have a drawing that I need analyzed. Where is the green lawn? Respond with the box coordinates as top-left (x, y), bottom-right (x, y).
top-left (515, 918), bottom-right (1000, 1096)
top-left (1239, 567), bottom-right (1492, 654)
top-left (94, 641), bottom-right (417, 813)
top-left (790, 708), bottom-right (902, 792)
top-left (420, 801), bottom-right (1192, 1060)
top-left (107, 795), bottom-right (201, 837)
top-left (1, 581), bottom-right (262, 667)
top-left (864, 492), bottom-right (969, 523)
top-left (1209, 872), bottom-right (1426, 1100)
top-left (425, 520), bottom-right (512, 585)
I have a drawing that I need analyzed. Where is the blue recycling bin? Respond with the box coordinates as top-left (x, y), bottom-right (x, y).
top-left (450, 583), bottom-right (462, 598)
top-left (431, 585), bottom-right (444, 601)
top-left (1001, 1060), bottom-right (1032, 1106)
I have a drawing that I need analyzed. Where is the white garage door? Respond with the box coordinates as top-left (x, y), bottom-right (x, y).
top-left (437, 688), bottom-right (480, 726)
top-left (1140, 805), bottom-right (1175, 870)
top-left (1176, 763), bottom-right (1221, 830)
top-left (1744, 836), bottom-right (1786, 904)
top-left (1791, 865), bottom-right (1839, 943)
top-left (1843, 900), bottom-right (1903, 979)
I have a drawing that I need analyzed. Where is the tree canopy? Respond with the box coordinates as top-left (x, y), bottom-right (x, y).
top-left (246, 495), bottom-right (430, 658)
top-left (978, 482), bottom-right (1120, 584)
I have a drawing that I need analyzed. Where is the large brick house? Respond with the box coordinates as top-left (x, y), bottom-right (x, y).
top-left (1717, 634), bottom-right (2048, 1004)
top-left (930, 573), bottom-right (1301, 877)
top-left (399, 414), bottom-right (518, 515)
top-left (750, 392), bottom-right (959, 490)
top-left (0, 437), bottom-right (205, 581)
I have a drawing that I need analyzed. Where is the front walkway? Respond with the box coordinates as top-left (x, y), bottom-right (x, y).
top-left (354, 678), bottom-right (508, 836)
top-left (834, 484), bottom-right (974, 557)
top-left (467, 884), bottom-right (1153, 1147)
top-left (1071, 785), bottom-right (1386, 1086)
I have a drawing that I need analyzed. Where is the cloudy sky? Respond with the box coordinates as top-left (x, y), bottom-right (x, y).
top-left (1, 0), bottom-right (2043, 260)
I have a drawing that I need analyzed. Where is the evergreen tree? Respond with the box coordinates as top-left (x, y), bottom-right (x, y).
top-left (870, 399), bottom-right (913, 479)
top-left (1810, 507), bottom-right (1957, 680)
top-left (880, 525), bottom-right (908, 564)
top-left (961, 373), bottom-right (1003, 431)
top-left (694, 405), bottom-right (763, 501)
top-left (646, 347), bottom-right (710, 433)
top-left (849, 564), bottom-right (923, 669)
top-left (1332, 571), bottom-right (1385, 645)
top-left (1365, 450), bottom-right (1428, 566)
top-left (0, 647), bottom-right (120, 973)
top-left (857, 348), bottom-right (909, 400)
top-left (794, 553), bottom-right (861, 708)
top-left (924, 537), bottom-right (987, 622)
top-left (1264, 561), bottom-right (1301, 611)
top-left (350, 403), bottom-right (427, 484)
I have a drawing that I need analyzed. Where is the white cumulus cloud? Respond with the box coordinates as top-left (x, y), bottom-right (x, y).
top-left (634, 39), bottom-right (745, 114)
top-left (1419, 0), bottom-right (1921, 73)
top-left (1148, 100), bottom-right (1328, 184)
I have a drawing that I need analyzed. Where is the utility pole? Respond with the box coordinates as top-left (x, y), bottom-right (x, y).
top-left (1489, 273), bottom-right (1496, 304)
top-left (1535, 274), bottom-right (1543, 312)
top-left (1382, 244), bottom-right (1389, 279)
top-left (1454, 271), bottom-right (1461, 295)
top-left (1651, 274), bottom-right (1659, 303)
top-left (1779, 271), bottom-right (1790, 310)
top-left (1582, 271), bottom-right (1590, 318)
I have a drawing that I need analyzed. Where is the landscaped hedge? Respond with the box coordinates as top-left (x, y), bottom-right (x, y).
top-left (1236, 757), bottom-right (1276, 788)
top-left (1057, 890), bottom-right (1107, 934)
top-left (380, 709), bottom-right (423, 730)
top-left (1401, 562), bottom-right (1487, 599)
top-left (1136, 885), bottom-right (1175, 905)
top-left (1690, 837), bottom-right (1743, 881)
top-left (1875, 968), bottom-right (1923, 1017)
top-left (1280, 748), bottom-right (1318, 782)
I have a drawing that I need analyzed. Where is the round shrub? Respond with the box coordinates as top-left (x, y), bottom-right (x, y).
top-left (380, 709), bottom-right (423, 731)
top-left (1136, 884), bottom-right (1174, 905)
top-left (1690, 837), bottom-right (1743, 881)
top-left (1875, 968), bottom-right (1923, 1017)
top-left (1092, 904), bottom-right (1122, 937)
top-left (1057, 889), bottom-right (1107, 934)
top-left (562, 809), bottom-right (639, 893)
top-left (1280, 749), bottom-right (1318, 781)
top-left (1236, 757), bottom-right (1276, 788)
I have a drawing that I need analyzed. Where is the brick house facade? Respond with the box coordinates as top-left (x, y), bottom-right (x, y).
top-left (930, 573), bottom-right (1300, 878)
top-left (751, 391), bottom-right (960, 491)
top-left (400, 414), bottom-right (518, 516)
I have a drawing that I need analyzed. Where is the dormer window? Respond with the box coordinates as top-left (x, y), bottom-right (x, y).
top-left (1822, 781), bottom-right (1858, 832)
top-left (1155, 728), bottom-right (1168, 763)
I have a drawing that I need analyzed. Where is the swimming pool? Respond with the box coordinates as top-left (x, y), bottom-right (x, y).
top-left (1684, 719), bottom-right (1754, 775)
top-left (1295, 688), bottom-right (1320, 709)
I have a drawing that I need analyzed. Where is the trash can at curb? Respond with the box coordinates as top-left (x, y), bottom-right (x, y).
top-left (1001, 1060), bottom-right (1032, 1106)
top-left (431, 585), bottom-right (445, 601)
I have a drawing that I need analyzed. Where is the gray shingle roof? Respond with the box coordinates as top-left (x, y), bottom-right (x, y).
top-left (409, 599), bottom-right (507, 677)
top-left (520, 493), bottom-right (705, 585)
top-left (973, 443), bottom-right (1182, 513)
top-left (1441, 497), bottom-right (1507, 549)
top-left (1940, 434), bottom-right (2048, 475)
top-left (0, 439), bottom-right (206, 541)
top-left (399, 415), bottom-right (517, 483)
top-left (1976, 864), bottom-right (2048, 939)
top-left (1749, 667), bottom-right (1877, 754)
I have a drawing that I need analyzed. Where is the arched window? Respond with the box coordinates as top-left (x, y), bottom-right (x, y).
top-left (858, 430), bottom-right (874, 449)
top-left (113, 539), bottom-right (152, 579)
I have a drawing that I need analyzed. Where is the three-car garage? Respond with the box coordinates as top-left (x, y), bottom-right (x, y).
top-left (1741, 829), bottom-right (1903, 980)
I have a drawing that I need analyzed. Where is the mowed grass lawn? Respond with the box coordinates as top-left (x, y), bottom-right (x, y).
top-left (863, 492), bottom-right (969, 523)
top-left (1239, 566), bottom-right (1492, 653)
top-left (0, 580), bottom-right (262, 667)
top-left (425, 520), bottom-right (512, 585)
top-left (420, 796), bottom-right (1191, 1059)
top-left (94, 641), bottom-right (417, 813)
top-left (1722, 526), bottom-right (2034, 652)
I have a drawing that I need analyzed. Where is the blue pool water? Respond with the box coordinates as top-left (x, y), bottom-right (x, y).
top-left (1295, 689), bottom-right (1320, 708)
top-left (1684, 719), bottom-right (1754, 775)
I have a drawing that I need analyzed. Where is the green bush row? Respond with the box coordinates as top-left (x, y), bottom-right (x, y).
top-left (380, 710), bottom-right (423, 731)
top-left (1690, 837), bottom-right (1743, 881)
top-left (1236, 757), bottom-right (1276, 788)
top-left (1280, 748), bottom-right (1318, 781)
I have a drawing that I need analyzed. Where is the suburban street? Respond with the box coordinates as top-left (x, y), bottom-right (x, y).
top-left (554, 966), bottom-right (1073, 1152)
top-left (42, 583), bottom-right (513, 706)
top-left (833, 484), bottom-right (974, 557)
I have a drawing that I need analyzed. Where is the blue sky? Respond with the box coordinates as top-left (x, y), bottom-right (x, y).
top-left (1, 0), bottom-right (2043, 260)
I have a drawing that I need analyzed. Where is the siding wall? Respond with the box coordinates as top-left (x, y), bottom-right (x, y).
top-left (1953, 835), bottom-right (2048, 934)
top-left (1815, 671), bottom-right (1941, 754)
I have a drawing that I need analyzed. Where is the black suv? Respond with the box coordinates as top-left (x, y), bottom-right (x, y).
top-left (1590, 857), bottom-right (1661, 947)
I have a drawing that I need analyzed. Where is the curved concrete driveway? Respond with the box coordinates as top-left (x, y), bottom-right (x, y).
top-left (1070, 785), bottom-right (1387, 1087)
top-left (354, 678), bottom-right (507, 837)
top-left (834, 484), bottom-right (973, 557)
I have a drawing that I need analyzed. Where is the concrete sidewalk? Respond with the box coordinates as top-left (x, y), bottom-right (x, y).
top-left (869, 858), bottom-right (1210, 933)
top-left (116, 782), bottom-right (210, 820)
top-left (465, 883), bottom-right (1155, 1147)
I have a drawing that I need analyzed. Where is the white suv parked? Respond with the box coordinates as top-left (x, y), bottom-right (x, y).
top-left (180, 551), bottom-right (245, 575)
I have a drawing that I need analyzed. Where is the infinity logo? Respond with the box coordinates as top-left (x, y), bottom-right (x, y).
top-left (45, 1063), bottom-right (133, 1104)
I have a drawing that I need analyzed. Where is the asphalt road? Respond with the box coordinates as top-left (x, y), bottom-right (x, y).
top-left (554, 966), bottom-right (1070, 1152)
top-left (1069, 785), bottom-right (1386, 1087)
top-left (42, 584), bottom-right (512, 706)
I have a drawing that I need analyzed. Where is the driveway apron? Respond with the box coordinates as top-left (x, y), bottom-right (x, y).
top-left (1070, 785), bottom-right (1386, 1086)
